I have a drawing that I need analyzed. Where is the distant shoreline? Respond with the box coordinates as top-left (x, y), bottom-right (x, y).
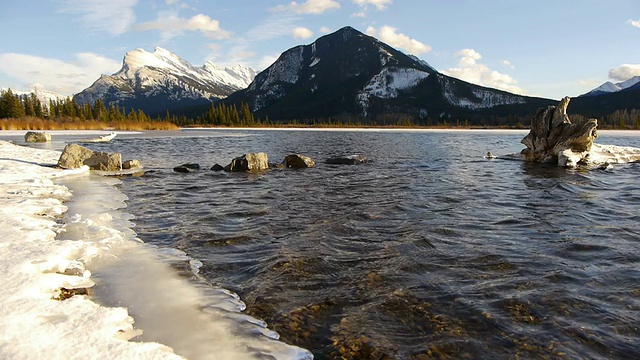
top-left (2, 128), bottom-right (640, 136)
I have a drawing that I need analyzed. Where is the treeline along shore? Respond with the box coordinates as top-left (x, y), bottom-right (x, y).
top-left (2, 88), bottom-right (640, 130)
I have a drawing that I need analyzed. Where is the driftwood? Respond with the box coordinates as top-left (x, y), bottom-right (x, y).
top-left (521, 97), bottom-right (598, 165)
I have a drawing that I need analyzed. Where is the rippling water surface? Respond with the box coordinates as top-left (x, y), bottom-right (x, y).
top-left (94, 129), bottom-right (640, 359)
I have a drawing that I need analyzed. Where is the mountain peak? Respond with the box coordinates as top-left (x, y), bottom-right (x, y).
top-left (228, 23), bottom-right (543, 121)
top-left (118, 48), bottom-right (173, 78)
top-left (581, 75), bottom-right (640, 97)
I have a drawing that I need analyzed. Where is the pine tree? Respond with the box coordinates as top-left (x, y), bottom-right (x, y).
top-left (0, 89), bottom-right (26, 118)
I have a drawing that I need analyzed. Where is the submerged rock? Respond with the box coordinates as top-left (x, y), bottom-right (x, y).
top-left (57, 143), bottom-right (122, 171)
top-left (123, 159), bottom-right (141, 169)
top-left (174, 163), bottom-right (200, 173)
top-left (282, 154), bottom-right (315, 168)
top-left (521, 97), bottom-right (598, 165)
top-left (24, 131), bottom-right (51, 142)
top-left (326, 155), bottom-right (368, 165)
top-left (210, 164), bottom-right (225, 171)
top-left (224, 153), bottom-right (269, 172)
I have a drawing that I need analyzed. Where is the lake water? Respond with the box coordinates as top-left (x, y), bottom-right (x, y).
top-left (12, 129), bottom-right (640, 359)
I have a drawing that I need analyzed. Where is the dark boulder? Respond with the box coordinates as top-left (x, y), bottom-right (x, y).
top-left (174, 163), bottom-right (201, 173)
top-left (282, 154), bottom-right (315, 168)
top-left (326, 155), bottom-right (368, 165)
top-left (210, 164), bottom-right (225, 171)
top-left (123, 159), bottom-right (142, 169)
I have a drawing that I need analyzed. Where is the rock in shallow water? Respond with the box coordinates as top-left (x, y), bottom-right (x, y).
top-left (210, 164), bottom-right (224, 171)
top-left (123, 159), bottom-right (141, 169)
top-left (224, 153), bottom-right (269, 172)
top-left (174, 163), bottom-right (200, 173)
top-left (24, 131), bottom-right (51, 142)
top-left (282, 154), bottom-right (315, 168)
top-left (325, 155), bottom-right (368, 165)
top-left (57, 143), bottom-right (122, 171)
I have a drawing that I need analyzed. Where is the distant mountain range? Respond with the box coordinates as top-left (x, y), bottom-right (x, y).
top-left (74, 47), bottom-right (257, 115)
top-left (1, 88), bottom-right (68, 105)
top-left (580, 76), bottom-right (640, 97)
top-left (64, 26), bottom-right (638, 123)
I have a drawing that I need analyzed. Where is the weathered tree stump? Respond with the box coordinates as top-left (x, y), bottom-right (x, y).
top-left (521, 97), bottom-right (598, 165)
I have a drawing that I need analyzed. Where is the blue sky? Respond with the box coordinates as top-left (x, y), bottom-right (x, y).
top-left (0, 0), bottom-right (638, 99)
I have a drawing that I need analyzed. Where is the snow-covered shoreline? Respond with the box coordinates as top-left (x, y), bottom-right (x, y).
top-left (0, 140), bottom-right (182, 359)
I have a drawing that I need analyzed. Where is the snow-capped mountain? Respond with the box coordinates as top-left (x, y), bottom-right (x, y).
top-left (74, 47), bottom-right (257, 114)
top-left (224, 26), bottom-right (553, 122)
top-left (581, 76), bottom-right (640, 97)
top-left (2, 88), bottom-right (68, 105)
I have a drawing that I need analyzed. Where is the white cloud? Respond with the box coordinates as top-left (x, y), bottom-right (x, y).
top-left (206, 43), bottom-right (222, 52)
top-left (136, 13), bottom-right (231, 41)
top-left (292, 27), bottom-right (314, 39)
top-left (0, 52), bottom-right (120, 96)
top-left (442, 48), bottom-right (525, 95)
top-left (320, 26), bottom-right (331, 33)
top-left (258, 55), bottom-right (279, 70)
top-left (246, 14), bottom-right (300, 41)
top-left (366, 26), bottom-right (431, 55)
top-left (609, 64), bottom-right (640, 81)
top-left (502, 60), bottom-right (515, 69)
top-left (353, 0), bottom-right (393, 11)
top-left (350, 11), bottom-right (366, 18)
top-left (629, 19), bottom-right (640, 28)
top-left (578, 79), bottom-right (599, 87)
top-left (59, 0), bottom-right (138, 35)
top-left (273, 0), bottom-right (340, 14)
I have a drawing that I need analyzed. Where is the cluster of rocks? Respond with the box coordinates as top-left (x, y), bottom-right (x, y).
top-left (174, 153), bottom-right (369, 173)
top-left (175, 153), bottom-right (314, 173)
top-left (22, 131), bottom-right (134, 172)
top-left (57, 143), bottom-right (140, 172)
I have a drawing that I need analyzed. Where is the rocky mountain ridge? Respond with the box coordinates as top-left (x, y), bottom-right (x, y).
top-left (74, 47), bottom-right (257, 114)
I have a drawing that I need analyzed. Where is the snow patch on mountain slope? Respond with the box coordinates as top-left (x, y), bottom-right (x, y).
top-left (442, 78), bottom-right (525, 109)
top-left (363, 67), bottom-right (430, 99)
top-left (378, 48), bottom-right (394, 67)
top-left (357, 67), bottom-right (430, 116)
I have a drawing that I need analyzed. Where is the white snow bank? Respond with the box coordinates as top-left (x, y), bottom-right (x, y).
top-left (0, 140), bottom-right (181, 359)
top-left (560, 143), bottom-right (640, 168)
